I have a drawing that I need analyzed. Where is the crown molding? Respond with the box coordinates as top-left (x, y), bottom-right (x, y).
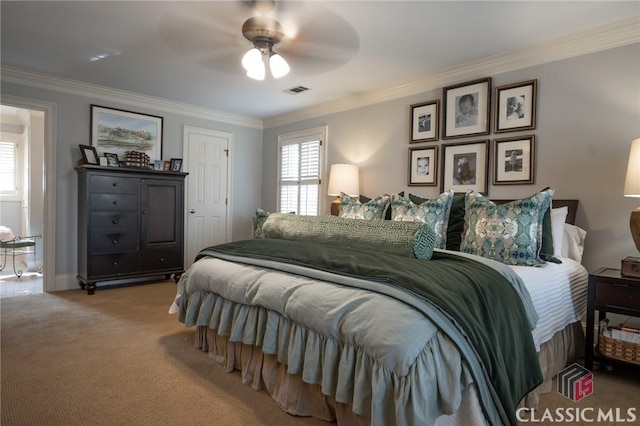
top-left (0, 66), bottom-right (264, 129)
top-left (263, 17), bottom-right (640, 129)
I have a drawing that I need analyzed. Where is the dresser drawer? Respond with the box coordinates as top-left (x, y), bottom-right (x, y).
top-left (90, 232), bottom-right (138, 254)
top-left (140, 249), bottom-right (182, 271)
top-left (90, 212), bottom-right (138, 231)
top-left (91, 175), bottom-right (139, 194)
top-left (90, 253), bottom-right (138, 277)
top-left (595, 281), bottom-right (640, 310)
top-left (90, 194), bottom-right (138, 211)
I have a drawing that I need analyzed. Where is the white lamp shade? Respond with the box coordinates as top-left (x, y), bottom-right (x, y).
top-left (328, 164), bottom-right (359, 197)
top-left (624, 138), bottom-right (640, 197)
top-left (246, 64), bottom-right (265, 80)
top-left (242, 48), bottom-right (265, 80)
top-left (269, 53), bottom-right (290, 78)
top-left (242, 48), bottom-right (262, 71)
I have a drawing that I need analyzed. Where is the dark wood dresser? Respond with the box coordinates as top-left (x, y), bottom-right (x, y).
top-left (76, 165), bottom-right (187, 294)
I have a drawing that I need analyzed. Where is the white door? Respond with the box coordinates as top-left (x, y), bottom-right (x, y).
top-left (183, 126), bottom-right (232, 269)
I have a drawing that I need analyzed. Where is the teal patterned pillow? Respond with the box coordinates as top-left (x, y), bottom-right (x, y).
top-left (252, 208), bottom-right (271, 238)
top-left (262, 213), bottom-right (436, 259)
top-left (390, 190), bottom-right (454, 249)
top-left (461, 189), bottom-right (554, 266)
top-left (339, 193), bottom-right (391, 220)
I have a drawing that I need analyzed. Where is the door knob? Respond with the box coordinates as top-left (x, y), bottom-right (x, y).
top-left (190, 209), bottom-right (196, 214)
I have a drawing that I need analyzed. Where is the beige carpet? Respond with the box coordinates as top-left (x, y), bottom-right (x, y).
top-left (1, 282), bottom-right (639, 426)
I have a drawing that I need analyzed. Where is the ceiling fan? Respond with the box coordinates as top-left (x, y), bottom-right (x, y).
top-left (240, 0), bottom-right (289, 80)
top-left (158, 1), bottom-right (359, 79)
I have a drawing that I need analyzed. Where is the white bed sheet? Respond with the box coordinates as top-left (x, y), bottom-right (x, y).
top-left (509, 257), bottom-right (588, 351)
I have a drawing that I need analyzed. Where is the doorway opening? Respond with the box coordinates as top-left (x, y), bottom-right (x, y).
top-left (0, 104), bottom-right (45, 297)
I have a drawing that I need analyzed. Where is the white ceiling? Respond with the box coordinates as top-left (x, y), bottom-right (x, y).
top-left (1, 1), bottom-right (638, 121)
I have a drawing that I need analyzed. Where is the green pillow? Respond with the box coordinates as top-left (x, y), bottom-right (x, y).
top-left (539, 187), bottom-right (562, 264)
top-left (445, 194), bottom-right (466, 251)
top-left (461, 189), bottom-right (554, 266)
top-left (390, 191), bottom-right (454, 249)
top-left (262, 213), bottom-right (437, 259)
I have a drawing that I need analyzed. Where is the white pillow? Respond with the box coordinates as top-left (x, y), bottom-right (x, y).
top-left (561, 223), bottom-right (587, 263)
top-left (0, 226), bottom-right (15, 242)
top-left (551, 207), bottom-right (568, 257)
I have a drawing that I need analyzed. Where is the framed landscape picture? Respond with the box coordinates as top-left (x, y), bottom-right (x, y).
top-left (493, 135), bottom-right (535, 185)
top-left (410, 100), bottom-right (439, 143)
top-left (91, 105), bottom-right (163, 161)
top-left (494, 79), bottom-right (537, 133)
top-left (442, 77), bottom-right (491, 139)
top-left (441, 140), bottom-right (489, 194)
top-left (408, 146), bottom-right (438, 186)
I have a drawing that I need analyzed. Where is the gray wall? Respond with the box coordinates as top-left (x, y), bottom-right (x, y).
top-left (263, 43), bottom-right (640, 273)
top-left (1, 81), bottom-right (263, 288)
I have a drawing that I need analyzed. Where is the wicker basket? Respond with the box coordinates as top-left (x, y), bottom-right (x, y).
top-left (123, 151), bottom-right (150, 168)
top-left (599, 326), bottom-right (640, 365)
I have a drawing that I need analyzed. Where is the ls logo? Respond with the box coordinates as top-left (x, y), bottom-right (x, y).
top-left (557, 363), bottom-right (593, 402)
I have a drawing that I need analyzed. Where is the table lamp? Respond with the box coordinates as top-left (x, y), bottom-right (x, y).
top-left (624, 138), bottom-right (640, 251)
top-left (327, 164), bottom-right (359, 216)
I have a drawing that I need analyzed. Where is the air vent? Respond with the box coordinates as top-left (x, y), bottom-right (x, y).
top-left (283, 86), bottom-right (310, 95)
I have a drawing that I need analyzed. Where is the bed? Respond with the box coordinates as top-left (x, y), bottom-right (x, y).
top-left (171, 190), bottom-right (588, 426)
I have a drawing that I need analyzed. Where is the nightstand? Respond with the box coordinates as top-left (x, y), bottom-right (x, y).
top-left (584, 267), bottom-right (640, 370)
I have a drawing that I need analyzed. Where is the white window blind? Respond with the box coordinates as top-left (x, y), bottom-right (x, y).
top-left (0, 141), bottom-right (18, 196)
top-left (277, 128), bottom-right (325, 215)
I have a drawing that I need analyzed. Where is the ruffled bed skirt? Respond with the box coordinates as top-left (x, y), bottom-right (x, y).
top-left (185, 290), bottom-right (583, 425)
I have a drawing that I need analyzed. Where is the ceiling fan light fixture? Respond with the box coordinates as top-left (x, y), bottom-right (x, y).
top-left (241, 15), bottom-right (290, 80)
top-left (242, 47), bottom-right (262, 72)
top-left (246, 61), bottom-right (266, 81)
top-left (269, 53), bottom-right (290, 78)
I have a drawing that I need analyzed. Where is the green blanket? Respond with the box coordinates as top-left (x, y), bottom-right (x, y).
top-left (197, 238), bottom-right (543, 425)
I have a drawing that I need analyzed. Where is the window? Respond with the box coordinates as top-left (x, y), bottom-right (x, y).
top-left (0, 139), bottom-right (22, 199)
top-left (277, 127), bottom-right (326, 215)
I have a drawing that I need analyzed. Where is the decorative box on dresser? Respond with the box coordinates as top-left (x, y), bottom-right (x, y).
top-left (76, 165), bottom-right (188, 295)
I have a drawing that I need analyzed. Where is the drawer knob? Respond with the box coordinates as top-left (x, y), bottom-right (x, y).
top-left (113, 261), bottom-right (118, 266)
top-left (112, 215), bottom-right (120, 225)
top-left (160, 257), bottom-right (164, 262)
top-left (112, 182), bottom-right (118, 187)
top-left (113, 200), bottom-right (118, 205)
top-left (112, 240), bottom-right (118, 244)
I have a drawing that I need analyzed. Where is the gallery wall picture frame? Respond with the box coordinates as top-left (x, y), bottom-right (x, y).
top-left (441, 140), bottom-right (489, 194)
top-left (79, 144), bottom-right (99, 165)
top-left (91, 105), bottom-right (163, 161)
top-left (170, 158), bottom-right (183, 172)
top-left (494, 79), bottom-right (537, 133)
top-left (408, 146), bottom-right (438, 186)
top-left (104, 152), bottom-right (120, 167)
top-left (410, 100), bottom-right (439, 143)
top-left (493, 135), bottom-right (536, 185)
top-left (442, 77), bottom-right (491, 140)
